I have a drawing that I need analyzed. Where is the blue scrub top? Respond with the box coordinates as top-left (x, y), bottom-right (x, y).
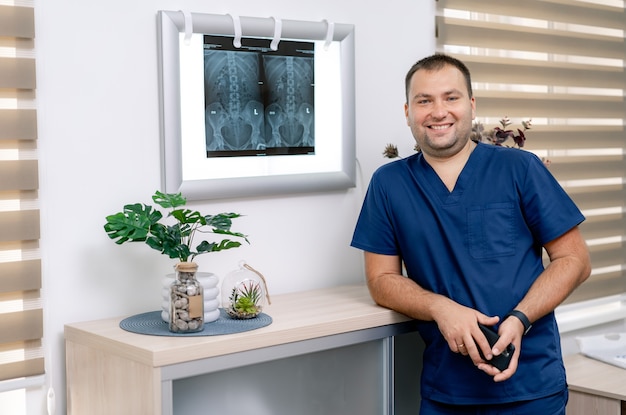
top-left (351, 142), bottom-right (585, 405)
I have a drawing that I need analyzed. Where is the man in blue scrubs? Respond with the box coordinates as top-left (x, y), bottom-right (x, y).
top-left (351, 54), bottom-right (591, 414)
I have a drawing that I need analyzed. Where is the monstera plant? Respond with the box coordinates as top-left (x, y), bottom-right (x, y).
top-left (104, 190), bottom-right (248, 262)
top-left (104, 190), bottom-right (250, 331)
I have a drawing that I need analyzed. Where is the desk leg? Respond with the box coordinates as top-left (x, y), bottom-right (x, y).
top-left (162, 379), bottom-right (173, 415)
top-left (384, 336), bottom-right (395, 415)
top-left (66, 340), bottom-right (161, 414)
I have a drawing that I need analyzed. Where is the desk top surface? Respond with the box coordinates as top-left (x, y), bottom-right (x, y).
top-left (64, 284), bottom-right (412, 368)
top-left (564, 353), bottom-right (626, 401)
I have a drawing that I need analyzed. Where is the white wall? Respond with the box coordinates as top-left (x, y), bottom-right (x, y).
top-left (33, 0), bottom-right (434, 413)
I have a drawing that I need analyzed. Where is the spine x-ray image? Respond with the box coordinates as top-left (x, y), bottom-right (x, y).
top-left (203, 35), bottom-right (315, 158)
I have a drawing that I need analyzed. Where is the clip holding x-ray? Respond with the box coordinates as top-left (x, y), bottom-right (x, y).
top-left (228, 14), bottom-right (242, 48)
top-left (270, 17), bottom-right (282, 51)
top-left (323, 19), bottom-right (334, 51)
top-left (180, 10), bottom-right (193, 46)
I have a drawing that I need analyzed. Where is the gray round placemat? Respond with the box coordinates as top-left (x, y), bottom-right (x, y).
top-left (119, 309), bottom-right (272, 337)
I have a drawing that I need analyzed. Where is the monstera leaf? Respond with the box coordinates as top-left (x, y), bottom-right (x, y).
top-left (104, 203), bottom-right (162, 244)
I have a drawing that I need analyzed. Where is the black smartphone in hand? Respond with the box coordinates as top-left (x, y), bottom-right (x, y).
top-left (477, 323), bottom-right (515, 371)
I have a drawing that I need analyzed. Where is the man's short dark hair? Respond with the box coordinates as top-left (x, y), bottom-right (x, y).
top-left (405, 53), bottom-right (473, 103)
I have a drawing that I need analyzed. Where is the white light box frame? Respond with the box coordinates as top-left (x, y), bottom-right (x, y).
top-left (157, 10), bottom-right (356, 200)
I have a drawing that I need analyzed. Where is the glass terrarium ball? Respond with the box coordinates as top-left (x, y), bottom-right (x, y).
top-left (221, 261), bottom-right (269, 319)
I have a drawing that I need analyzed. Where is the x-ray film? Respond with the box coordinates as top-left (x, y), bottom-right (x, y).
top-left (203, 35), bottom-right (315, 158)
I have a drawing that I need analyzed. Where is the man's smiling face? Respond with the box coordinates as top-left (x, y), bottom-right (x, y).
top-left (404, 64), bottom-right (476, 159)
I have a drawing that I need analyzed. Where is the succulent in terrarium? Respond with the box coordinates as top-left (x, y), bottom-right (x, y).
top-left (226, 280), bottom-right (264, 319)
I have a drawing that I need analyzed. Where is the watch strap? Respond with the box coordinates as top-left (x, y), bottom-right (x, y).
top-left (504, 310), bottom-right (532, 335)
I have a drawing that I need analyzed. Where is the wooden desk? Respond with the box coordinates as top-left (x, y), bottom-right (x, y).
top-left (65, 284), bottom-right (416, 415)
top-left (564, 354), bottom-right (626, 415)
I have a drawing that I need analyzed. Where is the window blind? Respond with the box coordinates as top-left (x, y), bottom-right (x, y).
top-left (436, 0), bottom-right (626, 304)
top-left (0, 3), bottom-right (43, 382)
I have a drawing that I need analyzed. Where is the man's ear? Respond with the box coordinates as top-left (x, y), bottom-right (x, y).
top-left (404, 103), bottom-right (410, 125)
top-left (470, 97), bottom-right (476, 119)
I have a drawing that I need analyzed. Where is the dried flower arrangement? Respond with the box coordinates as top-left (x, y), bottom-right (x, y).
top-left (469, 116), bottom-right (531, 148)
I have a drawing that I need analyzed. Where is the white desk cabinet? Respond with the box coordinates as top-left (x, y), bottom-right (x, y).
top-left (65, 285), bottom-right (419, 415)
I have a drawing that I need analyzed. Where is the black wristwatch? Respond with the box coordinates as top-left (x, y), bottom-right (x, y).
top-left (504, 310), bottom-right (532, 335)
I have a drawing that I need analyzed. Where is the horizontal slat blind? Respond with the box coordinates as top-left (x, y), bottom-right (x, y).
top-left (0, 5), bottom-right (35, 38)
top-left (0, 109), bottom-right (38, 139)
top-left (0, 3), bottom-right (43, 382)
top-left (0, 160), bottom-right (38, 190)
top-left (436, 0), bottom-right (626, 304)
top-left (0, 260), bottom-right (41, 294)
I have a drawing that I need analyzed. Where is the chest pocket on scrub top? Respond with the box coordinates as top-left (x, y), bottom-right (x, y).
top-left (467, 202), bottom-right (516, 259)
